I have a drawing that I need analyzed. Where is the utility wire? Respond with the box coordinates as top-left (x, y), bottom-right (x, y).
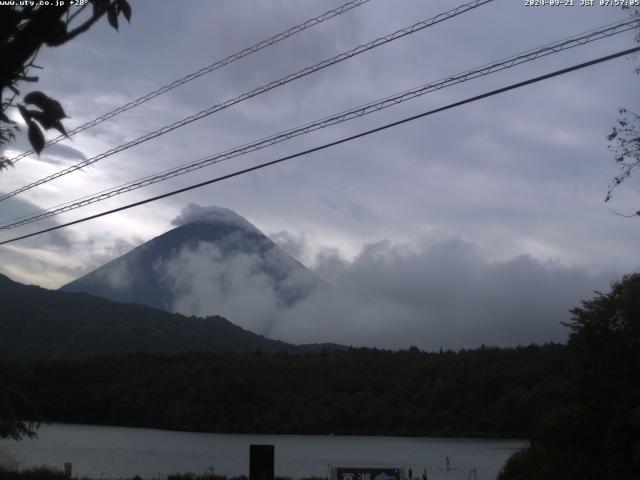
top-left (2, 45), bottom-right (638, 246)
top-left (1, 17), bottom-right (637, 230)
top-left (4, 0), bottom-right (373, 164)
top-left (0, 0), bottom-right (495, 203)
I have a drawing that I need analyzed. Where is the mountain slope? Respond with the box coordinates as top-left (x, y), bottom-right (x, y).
top-left (0, 273), bottom-right (302, 361)
top-left (60, 206), bottom-right (324, 318)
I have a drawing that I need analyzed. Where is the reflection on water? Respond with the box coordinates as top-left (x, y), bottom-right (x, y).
top-left (0, 424), bottom-right (526, 480)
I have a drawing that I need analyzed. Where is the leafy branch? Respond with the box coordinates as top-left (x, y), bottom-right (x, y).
top-left (605, 108), bottom-right (640, 217)
top-left (0, 0), bottom-right (132, 169)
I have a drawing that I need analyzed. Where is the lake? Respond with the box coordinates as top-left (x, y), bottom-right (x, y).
top-left (0, 424), bottom-right (526, 480)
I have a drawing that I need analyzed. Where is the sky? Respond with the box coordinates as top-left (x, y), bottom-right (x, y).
top-left (0, 0), bottom-right (638, 349)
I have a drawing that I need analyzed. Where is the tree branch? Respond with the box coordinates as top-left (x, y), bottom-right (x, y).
top-left (607, 207), bottom-right (640, 218)
top-left (64, 1), bottom-right (116, 42)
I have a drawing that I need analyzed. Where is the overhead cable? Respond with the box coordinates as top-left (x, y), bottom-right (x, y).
top-left (4, 0), bottom-right (373, 164)
top-left (1, 17), bottom-right (637, 230)
top-left (1, 45), bottom-right (638, 246)
top-left (0, 0), bottom-right (495, 202)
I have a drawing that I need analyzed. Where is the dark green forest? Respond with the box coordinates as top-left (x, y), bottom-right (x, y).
top-left (2, 344), bottom-right (567, 438)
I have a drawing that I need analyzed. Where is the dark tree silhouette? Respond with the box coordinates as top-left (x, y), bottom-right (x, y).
top-left (605, 7), bottom-right (640, 217)
top-left (606, 109), bottom-right (640, 217)
top-left (499, 273), bottom-right (640, 479)
top-left (0, 0), bottom-right (131, 170)
top-left (0, 382), bottom-right (39, 440)
top-left (0, 0), bottom-right (131, 440)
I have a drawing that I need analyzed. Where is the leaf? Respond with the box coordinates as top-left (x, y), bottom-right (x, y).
top-left (17, 105), bottom-right (31, 123)
top-left (30, 111), bottom-right (68, 137)
top-left (23, 91), bottom-right (67, 119)
top-left (27, 120), bottom-right (45, 154)
top-left (117, 0), bottom-right (131, 22)
top-left (23, 91), bottom-right (50, 108)
top-left (107, 5), bottom-right (118, 30)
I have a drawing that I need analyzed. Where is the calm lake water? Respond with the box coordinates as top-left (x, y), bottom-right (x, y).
top-left (0, 424), bottom-right (526, 480)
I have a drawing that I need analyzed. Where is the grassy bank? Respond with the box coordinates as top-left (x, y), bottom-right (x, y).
top-left (0, 468), bottom-right (325, 480)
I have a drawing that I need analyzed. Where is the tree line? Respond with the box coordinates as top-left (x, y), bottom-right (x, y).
top-left (2, 343), bottom-right (568, 439)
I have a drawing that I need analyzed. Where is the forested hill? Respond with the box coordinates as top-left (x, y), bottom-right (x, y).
top-left (0, 273), bottom-right (306, 360)
top-left (3, 345), bottom-right (569, 438)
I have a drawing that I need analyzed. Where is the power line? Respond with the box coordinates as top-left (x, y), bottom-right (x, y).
top-left (2, 45), bottom-right (637, 246)
top-left (0, 0), bottom-right (495, 203)
top-left (1, 17), bottom-right (637, 230)
top-left (4, 0), bottom-right (373, 164)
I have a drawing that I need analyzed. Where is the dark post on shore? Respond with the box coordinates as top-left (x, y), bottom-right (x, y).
top-left (250, 444), bottom-right (274, 480)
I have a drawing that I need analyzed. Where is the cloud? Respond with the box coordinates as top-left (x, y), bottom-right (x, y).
top-left (154, 205), bottom-right (327, 335)
top-left (0, 125), bottom-right (87, 166)
top-left (0, 0), bottom-right (636, 335)
top-left (39, 144), bottom-right (88, 165)
top-left (171, 203), bottom-right (258, 232)
top-left (157, 241), bottom-right (281, 335)
top-left (154, 220), bottom-right (618, 350)
top-left (0, 192), bottom-right (143, 289)
top-left (269, 230), bottom-right (307, 263)
top-left (84, 237), bottom-right (141, 268)
top-left (79, 237), bottom-right (141, 291)
top-left (0, 195), bottom-right (77, 287)
top-left (270, 230), bottom-right (349, 284)
top-left (267, 236), bottom-right (618, 350)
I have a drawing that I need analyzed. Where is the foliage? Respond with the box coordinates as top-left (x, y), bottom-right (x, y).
top-left (606, 108), bottom-right (640, 217)
top-left (0, 468), bottom-right (320, 480)
top-left (605, 7), bottom-right (640, 216)
top-left (0, 381), bottom-right (38, 441)
top-left (0, 1), bottom-right (132, 440)
top-left (0, 0), bottom-right (131, 169)
top-left (0, 467), bottom-right (68, 480)
top-left (2, 344), bottom-right (569, 438)
top-left (499, 274), bottom-right (640, 480)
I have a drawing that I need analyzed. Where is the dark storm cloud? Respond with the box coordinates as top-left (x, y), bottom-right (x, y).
top-left (272, 236), bottom-right (618, 350)
top-left (157, 212), bottom-right (618, 349)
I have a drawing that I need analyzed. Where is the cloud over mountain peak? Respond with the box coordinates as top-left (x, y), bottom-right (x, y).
top-left (171, 203), bottom-right (258, 232)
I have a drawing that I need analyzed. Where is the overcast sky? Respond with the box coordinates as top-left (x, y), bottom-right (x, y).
top-left (0, 0), bottom-right (638, 348)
